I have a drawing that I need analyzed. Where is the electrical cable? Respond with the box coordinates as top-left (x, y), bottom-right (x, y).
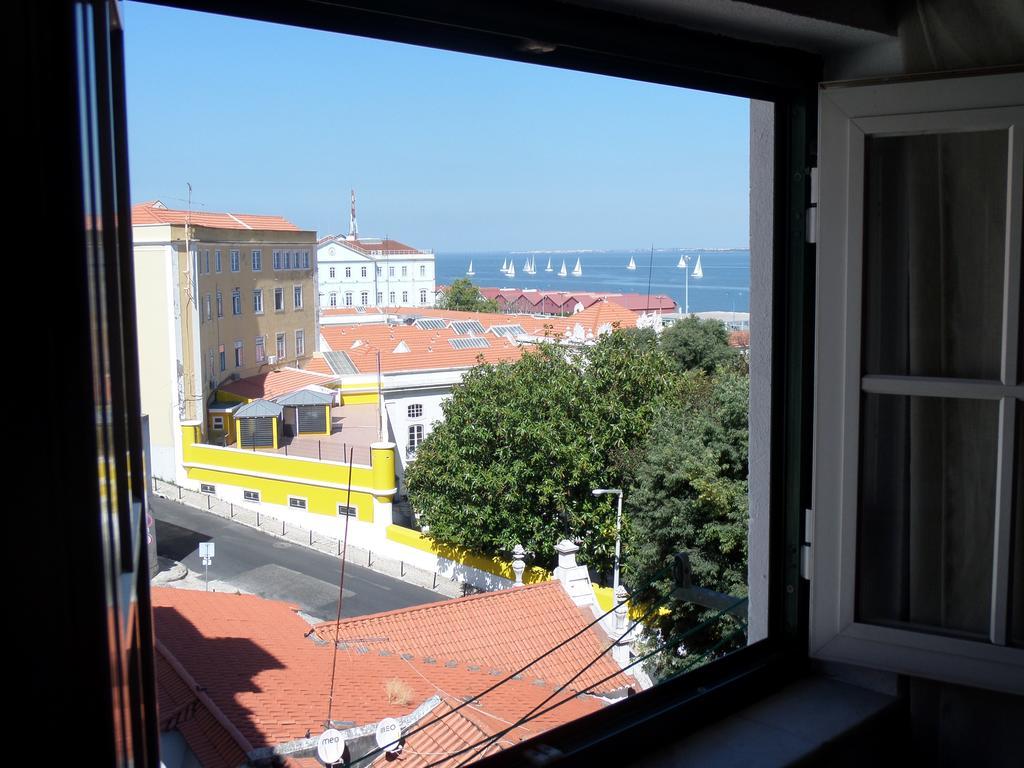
top-left (324, 447), bottom-right (355, 727)
top-left (355, 564), bottom-right (675, 763)
top-left (425, 596), bottom-right (748, 768)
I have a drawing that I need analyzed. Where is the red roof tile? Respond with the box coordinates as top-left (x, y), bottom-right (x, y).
top-left (219, 367), bottom-right (338, 400)
top-left (152, 588), bottom-right (614, 766)
top-left (312, 581), bottom-right (632, 695)
top-left (317, 236), bottom-right (425, 254)
top-left (132, 201), bottom-right (301, 231)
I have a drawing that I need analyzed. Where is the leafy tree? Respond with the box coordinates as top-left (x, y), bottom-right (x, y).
top-left (623, 370), bottom-right (749, 680)
top-left (438, 278), bottom-right (500, 312)
top-left (405, 331), bottom-right (673, 573)
top-left (660, 316), bottom-right (743, 374)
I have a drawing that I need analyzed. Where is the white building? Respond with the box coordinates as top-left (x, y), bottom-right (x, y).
top-left (317, 190), bottom-right (435, 310)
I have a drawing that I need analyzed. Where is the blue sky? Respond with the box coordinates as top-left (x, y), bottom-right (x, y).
top-left (124, 3), bottom-right (749, 252)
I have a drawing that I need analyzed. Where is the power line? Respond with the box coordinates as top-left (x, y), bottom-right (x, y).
top-left (325, 447), bottom-right (356, 726)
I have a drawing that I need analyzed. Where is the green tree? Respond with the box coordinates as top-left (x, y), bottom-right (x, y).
top-left (405, 331), bottom-right (673, 573)
top-left (438, 278), bottom-right (500, 312)
top-left (660, 316), bottom-right (743, 374)
top-left (623, 370), bottom-right (749, 680)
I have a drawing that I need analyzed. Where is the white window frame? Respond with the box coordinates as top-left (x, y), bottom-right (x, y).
top-left (361, 266), bottom-right (367, 278)
top-left (288, 496), bottom-right (307, 510)
top-left (205, 294), bottom-right (211, 321)
top-left (329, 292), bottom-right (337, 308)
top-left (419, 289), bottom-right (427, 304)
top-left (234, 340), bottom-right (244, 368)
top-left (200, 483), bottom-right (216, 494)
top-left (215, 250), bottom-right (222, 273)
top-left (345, 292), bottom-right (353, 307)
top-left (253, 288), bottom-right (263, 314)
top-left (360, 291), bottom-right (368, 306)
top-left (230, 249), bottom-right (240, 272)
top-left (345, 266), bottom-right (351, 278)
top-left (255, 335), bottom-right (266, 363)
top-left (252, 249), bottom-right (262, 272)
top-left (231, 288), bottom-right (241, 316)
top-left (408, 423), bottom-right (424, 456)
top-left (295, 329), bottom-right (305, 356)
top-left (329, 266), bottom-right (335, 279)
top-left (293, 284), bottom-right (303, 309)
top-left (811, 71), bottom-right (1024, 694)
top-left (401, 265), bottom-right (407, 277)
top-left (377, 291), bottom-right (383, 305)
top-left (420, 265), bottom-right (425, 277)
top-left (244, 489), bottom-right (261, 503)
top-left (402, 291), bottom-right (408, 303)
top-left (211, 416), bottom-right (224, 430)
top-left (276, 332), bottom-right (286, 359)
top-left (389, 291), bottom-right (395, 305)
top-left (274, 287), bottom-right (284, 312)
top-left (337, 504), bottom-right (356, 517)
top-left (407, 403), bottom-right (423, 419)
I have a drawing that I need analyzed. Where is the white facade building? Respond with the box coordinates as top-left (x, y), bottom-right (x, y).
top-left (317, 191), bottom-right (435, 309)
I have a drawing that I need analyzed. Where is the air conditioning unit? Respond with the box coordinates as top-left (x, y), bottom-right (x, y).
top-left (267, 355), bottom-right (278, 365)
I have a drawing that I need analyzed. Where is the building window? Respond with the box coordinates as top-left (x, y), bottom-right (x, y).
top-left (361, 266), bottom-right (367, 278)
top-left (360, 291), bottom-right (368, 305)
top-left (234, 340), bottom-right (243, 368)
top-left (344, 292), bottom-right (353, 306)
top-left (255, 335), bottom-right (265, 363)
top-left (216, 290), bottom-right (223, 318)
top-left (205, 294), bottom-right (211, 321)
top-left (244, 490), bottom-right (261, 502)
top-left (329, 292), bottom-right (337, 308)
top-left (408, 424), bottom-right (424, 455)
top-left (337, 504), bottom-right (356, 517)
top-left (420, 265), bottom-right (425, 277)
top-left (298, 251), bottom-right (310, 269)
top-left (274, 287), bottom-right (284, 311)
top-left (273, 250), bottom-right (281, 270)
top-left (276, 332), bottom-right (286, 359)
top-left (230, 250), bottom-right (240, 272)
top-left (211, 415), bottom-right (224, 430)
top-left (345, 266), bottom-right (351, 278)
top-left (401, 265), bottom-right (408, 277)
top-left (402, 291), bottom-right (408, 303)
top-left (251, 249), bottom-right (262, 271)
top-left (219, 347), bottom-right (226, 372)
top-left (295, 329), bottom-right (305, 356)
top-left (389, 266), bottom-right (395, 278)
top-left (293, 285), bottom-right (303, 309)
top-left (252, 289), bottom-right (263, 314)
top-left (329, 266), bottom-right (335, 279)
top-left (215, 250), bottom-right (222, 272)
top-left (203, 250), bottom-right (210, 274)
top-left (408, 404), bottom-right (423, 418)
top-left (288, 496), bottom-right (307, 510)
top-left (377, 266), bottom-right (382, 276)
top-left (200, 483), bottom-right (216, 494)
top-left (231, 289), bottom-right (241, 315)
top-left (376, 292), bottom-right (382, 304)
top-left (389, 291), bottom-right (395, 305)
top-left (419, 289), bottom-right (427, 304)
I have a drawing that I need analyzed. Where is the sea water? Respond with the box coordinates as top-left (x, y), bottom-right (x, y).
top-left (434, 248), bottom-right (750, 314)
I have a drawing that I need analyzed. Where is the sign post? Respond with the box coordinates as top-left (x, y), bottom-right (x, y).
top-left (198, 541), bottom-right (215, 591)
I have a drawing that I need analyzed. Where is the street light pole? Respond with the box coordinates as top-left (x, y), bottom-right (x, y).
top-left (592, 488), bottom-right (624, 590)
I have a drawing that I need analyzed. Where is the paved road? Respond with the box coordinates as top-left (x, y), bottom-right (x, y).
top-left (150, 496), bottom-right (442, 621)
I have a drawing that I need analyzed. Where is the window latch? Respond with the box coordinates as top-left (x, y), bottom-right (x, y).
top-left (805, 166), bottom-right (818, 244)
top-left (800, 507), bottom-right (813, 580)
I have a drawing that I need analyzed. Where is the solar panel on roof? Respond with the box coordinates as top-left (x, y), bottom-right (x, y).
top-left (448, 337), bottom-right (490, 350)
top-left (490, 324), bottom-right (527, 337)
top-left (449, 320), bottom-right (486, 335)
top-left (414, 318), bottom-right (447, 330)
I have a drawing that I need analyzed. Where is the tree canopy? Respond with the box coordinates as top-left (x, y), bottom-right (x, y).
top-left (437, 278), bottom-right (500, 312)
top-left (660, 316), bottom-right (743, 374)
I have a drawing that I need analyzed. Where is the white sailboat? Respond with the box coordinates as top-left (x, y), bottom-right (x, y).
top-left (677, 254), bottom-right (686, 268)
top-left (508, 261), bottom-right (516, 278)
top-left (558, 260), bottom-right (568, 277)
top-left (466, 260), bottom-right (475, 276)
top-left (501, 257), bottom-right (508, 273)
top-left (627, 256), bottom-right (636, 271)
top-left (692, 255), bottom-right (704, 279)
top-left (523, 257), bottom-right (534, 275)
top-left (571, 258), bottom-right (582, 277)
top-left (545, 257), bottom-right (553, 272)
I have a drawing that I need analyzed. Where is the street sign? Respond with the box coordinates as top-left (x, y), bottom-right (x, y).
top-left (316, 728), bottom-right (346, 765)
top-left (375, 718), bottom-right (402, 753)
top-left (199, 541), bottom-right (215, 558)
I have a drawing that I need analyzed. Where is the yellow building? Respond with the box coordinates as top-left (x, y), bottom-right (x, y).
top-left (132, 200), bottom-right (318, 481)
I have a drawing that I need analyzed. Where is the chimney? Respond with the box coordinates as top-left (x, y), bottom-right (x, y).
top-left (552, 539), bottom-right (594, 607)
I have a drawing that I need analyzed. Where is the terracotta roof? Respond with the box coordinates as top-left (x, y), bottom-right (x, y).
top-left (729, 330), bottom-right (750, 348)
top-left (474, 287), bottom-right (677, 314)
top-left (312, 581), bottom-right (631, 695)
top-left (605, 294), bottom-right (677, 312)
top-left (317, 236), bottom-right (424, 254)
top-left (152, 587), bottom-right (612, 766)
top-left (320, 306), bottom-right (386, 317)
top-left (131, 200), bottom-right (301, 231)
top-left (302, 355), bottom-right (336, 375)
top-left (218, 367), bottom-right (338, 400)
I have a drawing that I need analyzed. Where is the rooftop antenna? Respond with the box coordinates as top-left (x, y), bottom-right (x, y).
top-left (347, 188), bottom-right (358, 241)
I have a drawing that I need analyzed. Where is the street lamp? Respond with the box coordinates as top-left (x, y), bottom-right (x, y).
top-left (592, 488), bottom-right (623, 590)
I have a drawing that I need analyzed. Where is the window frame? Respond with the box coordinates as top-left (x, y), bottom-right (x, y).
top-left (231, 288), bottom-right (241, 316)
top-left (255, 335), bottom-right (266, 363)
top-left (288, 495), bottom-right (307, 510)
top-left (274, 287), bottom-right (284, 312)
top-left (200, 483), bottom-right (216, 494)
top-left (244, 489), bottom-right (261, 502)
top-left (407, 403), bottom-right (423, 419)
top-left (337, 503), bottom-right (356, 517)
top-left (295, 329), bottom-right (305, 357)
top-left (252, 288), bottom-right (263, 314)
top-left (811, 72), bottom-right (1024, 694)
top-left (230, 249), bottom-right (240, 272)
top-left (251, 248), bottom-right (262, 272)
top-left (293, 284), bottom-right (303, 309)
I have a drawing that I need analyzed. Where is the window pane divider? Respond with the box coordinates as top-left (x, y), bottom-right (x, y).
top-left (860, 375), bottom-right (1023, 400)
top-left (991, 396), bottom-right (1018, 645)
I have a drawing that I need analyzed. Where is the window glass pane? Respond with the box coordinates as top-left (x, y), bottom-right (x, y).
top-left (857, 394), bottom-right (998, 638)
top-left (1011, 405), bottom-right (1023, 647)
top-left (862, 131), bottom-right (1008, 380)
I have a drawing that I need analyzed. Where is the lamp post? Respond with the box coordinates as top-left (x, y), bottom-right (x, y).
top-left (592, 488), bottom-right (623, 590)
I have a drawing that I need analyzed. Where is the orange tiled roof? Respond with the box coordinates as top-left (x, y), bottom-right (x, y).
top-left (302, 355), bottom-right (336, 375)
top-left (219, 367), bottom-right (338, 400)
top-left (320, 306), bottom-right (386, 317)
top-left (317, 235), bottom-right (424, 253)
top-left (132, 200), bottom-right (301, 231)
top-left (312, 581), bottom-right (632, 695)
top-left (152, 588), bottom-right (611, 766)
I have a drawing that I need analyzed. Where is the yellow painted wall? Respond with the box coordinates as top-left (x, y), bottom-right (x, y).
top-left (216, 390), bottom-right (249, 405)
top-left (181, 425), bottom-right (396, 523)
top-left (339, 391), bottom-right (378, 405)
top-left (208, 411), bottom-right (236, 444)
